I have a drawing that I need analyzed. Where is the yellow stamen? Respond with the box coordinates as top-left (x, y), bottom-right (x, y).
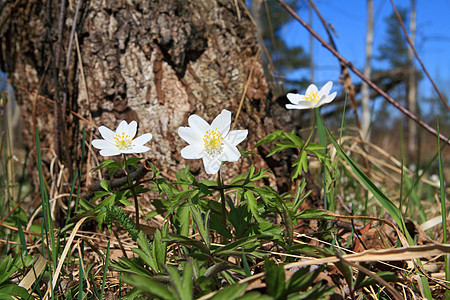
top-left (114, 132), bottom-right (132, 150)
top-left (203, 128), bottom-right (224, 156)
top-left (304, 91), bottom-right (320, 103)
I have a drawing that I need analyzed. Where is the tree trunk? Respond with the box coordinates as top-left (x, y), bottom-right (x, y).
top-left (361, 0), bottom-right (373, 142)
top-left (0, 0), bottom-right (275, 191)
top-left (407, 0), bottom-right (417, 157)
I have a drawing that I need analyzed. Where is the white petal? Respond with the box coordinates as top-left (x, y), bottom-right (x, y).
top-left (316, 91), bottom-right (337, 107)
top-left (286, 101), bottom-right (315, 110)
top-left (202, 156), bottom-right (222, 174)
top-left (99, 147), bottom-right (121, 156)
top-left (319, 81), bottom-right (333, 97)
top-left (98, 126), bottom-right (116, 143)
top-left (226, 130), bottom-right (248, 146)
top-left (132, 133), bottom-right (152, 147)
top-left (178, 126), bottom-right (203, 145)
top-left (91, 139), bottom-right (114, 149)
top-left (305, 84), bottom-right (318, 95)
top-left (123, 145), bottom-right (150, 154)
top-left (188, 114), bottom-right (210, 133)
top-left (219, 141), bottom-right (241, 162)
top-left (181, 144), bottom-right (204, 159)
top-left (286, 93), bottom-right (304, 105)
top-left (210, 109), bottom-right (231, 136)
top-left (116, 120), bottom-right (129, 134)
top-left (126, 121), bottom-right (138, 138)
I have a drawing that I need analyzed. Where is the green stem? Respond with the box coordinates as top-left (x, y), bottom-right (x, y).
top-left (123, 154), bottom-right (140, 227)
top-left (301, 109), bottom-right (317, 152)
top-left (217, 167), bottom-right (227, 229)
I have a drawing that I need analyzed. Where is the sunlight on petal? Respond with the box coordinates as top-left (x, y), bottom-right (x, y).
top-left (210, 109), bottom-right (231, 136)
top-left (226, 130), bottom-right (248, 146)
top-left (202, 155), bottom-right (221, 175)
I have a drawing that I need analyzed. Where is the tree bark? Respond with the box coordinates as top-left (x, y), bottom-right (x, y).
top-left (0, 0), bottom-right (275, 190)
top-left (361, 0), bottom-right (373, 142)
top-left (407, 0), bottom-right (417, 157)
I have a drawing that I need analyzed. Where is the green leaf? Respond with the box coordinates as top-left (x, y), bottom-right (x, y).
top-left (242, 249), bottom-right (251, 277)
top-left (153, 225), bottom-right (168, 270)
top-left (180, 262), bottom-right (193, 300)
top-left (295, 209), bottom-right (334, 220)
top-left (125, 157), bottom-right (142, 169)
top-left (214, 237), bottom-right (257, 255)
top-left (122, 275), bottom-right (176, 300)
top-left (238, 292), bottom-right (272, 300)
top-left (190, 205), bottom-right (211, 249)
top-left (354, 271), bottom-right (400, 290)
top-left (210, 283), bottom-right (247, 300)
top-left (162, 234), bottom-right (209, 253)
top-left (166, 265), bottom-right (183, 298)
top-left (0, 284), bottom-right (30, 300)
top-left (281, 203), bottom-right (293, 245)
top-left (133, 232), bottom-right (158, 271)
top-left (100, 178), bottom-right (111, 192)
top-left (245, 190), bottom-right (263, 223)
top-left (287, 265), bottom-right (324, 293)
top-left (93, 160), bottom-right (121, 172)
top-left (0, 255), bottom-right (23, 285)
top-left (255, 130), bottom-right (286, 147)
top-left (264, 258), bottom-right (285, 299)
top-left (174, 202), bottom-right (190, 237)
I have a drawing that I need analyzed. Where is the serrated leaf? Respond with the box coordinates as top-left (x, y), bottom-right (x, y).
top-left (100, 178), bottom-right (111, 192)
top-left (174, 203), bottom-right (190, 237)
top-left (153, 226), bottom-right (168, 270)
top-left (255, 130), bottom-right (286, 147)
top-left (190, 205), bottom-right (211, 249)
top-left (245, 190), bottom-right (263, 223)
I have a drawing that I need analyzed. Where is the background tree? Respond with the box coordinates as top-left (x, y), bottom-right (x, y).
top-left (361, 0), bottom-right (374, 142)
top-left (249, 0), bottom-right (309, 93)
top-left (407, 0), bottom-right (418, 155)
top-left (376, 7), bottom-right (421, 157)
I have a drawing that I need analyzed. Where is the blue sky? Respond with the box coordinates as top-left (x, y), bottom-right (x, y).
top-left (281, 0), bottom-right (450, 110)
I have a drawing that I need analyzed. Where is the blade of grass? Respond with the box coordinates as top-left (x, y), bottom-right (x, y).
top-left (35, 128), bottom-right (56, 298)
top-left (318, 115), bottom-right (434, 298)
top-left (100, 241), bottom-right (110, 299)
top-left (437, 122), bottom-right (449, 299)
top-left (317, 116), bottom-right (409, 242)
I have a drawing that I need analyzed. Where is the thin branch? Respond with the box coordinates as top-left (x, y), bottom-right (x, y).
top-left (308, 0), bottom-right (361, 129)
top-left (277, 0), bottom-right (449, 145)
top-left (388, 0), bottom-right (449, 111)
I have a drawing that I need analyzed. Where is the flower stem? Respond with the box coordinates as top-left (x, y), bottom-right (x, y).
top-left (297, 110), bottom-right (317, 160)
top-left (217, 166), bottom-right (227, 229)
top-left (123, 154), bottom-right (140, 227)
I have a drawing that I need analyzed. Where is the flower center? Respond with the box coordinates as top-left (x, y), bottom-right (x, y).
top-left (114, 132), bottom-right (132, 150)
top-left (203, 128), bottom-right (224, 156)
top-left (305, 91), bottom-right (320, 103)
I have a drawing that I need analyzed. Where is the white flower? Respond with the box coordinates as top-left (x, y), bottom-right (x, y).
top-left (91, 120), bottom-right (152, 156)
top-left (178, 109), bottom-right (248, 174)
top-left (286, 81), bottom-right (337, 110)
